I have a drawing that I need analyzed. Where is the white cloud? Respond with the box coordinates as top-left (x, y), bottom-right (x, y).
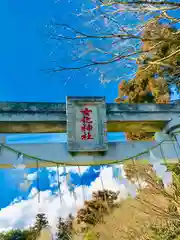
top-left (26, 172), bottom-right (37, 181)
top-left (47, 166), bottom-right (89, 174)
top-left (0, 167), bottom-right (128, 233)
top-left (1, 164), bottom-right (165, 234)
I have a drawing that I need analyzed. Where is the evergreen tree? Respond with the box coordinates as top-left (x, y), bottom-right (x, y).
top-left (0, 229), bottom-right (32, 240)
top-left (76, 190), bottom-right (119, 226)
top-left (32, 213), bottom-right (49, 239)
top-left (115, 18), bottom-right (180, 140)
top-left (56, 214), bottom-right (73, 240)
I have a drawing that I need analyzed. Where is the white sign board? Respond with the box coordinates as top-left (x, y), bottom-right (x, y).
top-left (66, 97), bottom-right (108, 152)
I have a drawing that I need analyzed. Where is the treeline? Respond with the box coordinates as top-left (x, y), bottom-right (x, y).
top-left (0, 212), bottom-right (73, 240)
top-left (1, 167), bottom-right (180, 240)
top-left (74, 163), bottom-right (180, 240)
top-left (0, 190), bottom-right (120, 240)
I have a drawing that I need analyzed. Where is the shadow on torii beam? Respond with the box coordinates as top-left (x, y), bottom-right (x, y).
top-left (0, 102), bottom-right (180, 133)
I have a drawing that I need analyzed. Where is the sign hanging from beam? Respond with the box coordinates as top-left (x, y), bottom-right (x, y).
top-left (66, 97), bottom-right (108, 152)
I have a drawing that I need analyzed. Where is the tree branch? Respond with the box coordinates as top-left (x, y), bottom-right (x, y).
top-left (99, 0), bottom-right (180, 8)
top-left (50, 24), bottom-right (180, 44)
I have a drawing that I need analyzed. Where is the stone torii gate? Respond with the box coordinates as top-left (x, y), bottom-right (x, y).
top-left (0, 97), bottom-right (180, 168)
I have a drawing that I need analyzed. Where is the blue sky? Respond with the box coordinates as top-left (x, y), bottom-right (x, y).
top-left (0, 0), bottom-right (125, 216)
top-left (0, 0), bottom-right (119, 103)
top-left (0, 0), bottom-right (179, 231)
top-left (0, 131), bottom-right (125, 209)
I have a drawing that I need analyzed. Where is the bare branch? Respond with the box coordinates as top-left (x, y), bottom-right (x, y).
top-left (50, 23), bottom-right (180, 43)
top-left (46, 47), bottom-right (158, 73)
top-left (98, 0), bottom-right (180, 8)
top-left (48, 0), bottom-right (180, 89)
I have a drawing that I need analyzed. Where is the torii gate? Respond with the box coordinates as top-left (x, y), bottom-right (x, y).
top-left (0, 97), bottom-right (179, 168)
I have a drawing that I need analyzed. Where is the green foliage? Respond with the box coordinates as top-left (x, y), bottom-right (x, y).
top-left (167, 163), bottom-right (180, 176)
top-left (56, 214), bottom-right (74, 240)
top-left (124, 161), bottom-right (154, 182)
top-left (166, 164), bottom-right (180, 200)
top-left (117, 19), bottom-right (179, 105)
top-left (76, 190), bottom-right (119, 226)
top-left (0, 212), bottom-right (73, 240)
top-left (150, 218), bottom-right (180, 240)
top-left (0, 229), bottom-right (32, 240)
top-left (116, 18), bottom-right (179, 140)
top-left (31, 213), bottom-right (49, 239)
top-left (84, 230), bottom-right (98, 240)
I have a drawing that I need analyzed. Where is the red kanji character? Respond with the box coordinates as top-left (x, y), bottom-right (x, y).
top-left (81, 116), bottom-right (92, 124)
top-left (87, 132), bottom-right (93, 140)
top-left (81, 134), bottom-right (87, 140)
top-left (85, 117), bottom-right (92, 123)
top-left (80, 108), bottom-right (92, 116)
top-left (81, 124), bottom-right (93, 132)
top-left (86, 124), bottom-right (93, 131)
top-left (81, 125), bottom-right (86, 132)
top-left (80, 117), bottom-right (86, 123)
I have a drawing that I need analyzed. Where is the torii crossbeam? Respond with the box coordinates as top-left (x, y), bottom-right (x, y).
top-left (0, 99), bottom-right (179, 167)
top-left (1, 101), bottom-right (180, 133)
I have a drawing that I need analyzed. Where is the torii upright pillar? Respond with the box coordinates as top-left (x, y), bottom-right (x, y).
top-left (150, 117), bottom-right (180, 163)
